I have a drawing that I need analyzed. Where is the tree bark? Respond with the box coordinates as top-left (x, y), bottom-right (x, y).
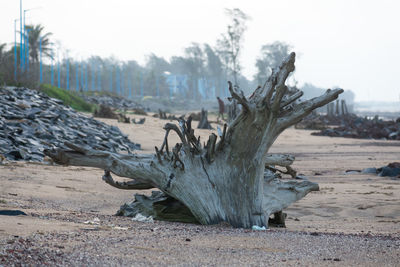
top-left (45, 52), bottom-right (343, 228)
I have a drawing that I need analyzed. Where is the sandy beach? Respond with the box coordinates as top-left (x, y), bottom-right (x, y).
top-left (1, 113), bottom-right (399, 266)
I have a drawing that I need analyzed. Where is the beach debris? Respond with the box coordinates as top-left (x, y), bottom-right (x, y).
top-left (154, 109), bottom-right (179, 120)
top-left (131, 213), bottom-right (154, 223)
top-left (188, 111), bottom-right (201, 121)
top-left (80, 93), bottom-right (143, 110)
top-left (347, 163), bottom-right (400, 178)
top-left (132, 118), bottom-right (146, 124)
top-left (252, 225), bottom-right (267, 231)
top-left (83, 217), bottom-right (101, 225)
top-left (117, 112), bottom-right (130, 123)
top-left (377, 162), bottom-right (400, 177)
top-left (93, 105), bottom-right (118, 119)
top-left (132, 108), bottom-right (148, 116)
top-left (0, 210), bottom-right (27, 216)
top-left (310, 114), bottom-right (400, 140)
top-left (0, 87), bottom-right (139, 162)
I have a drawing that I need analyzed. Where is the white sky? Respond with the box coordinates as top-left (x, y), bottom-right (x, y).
top-left (1, 0), bottom-right (400, 102)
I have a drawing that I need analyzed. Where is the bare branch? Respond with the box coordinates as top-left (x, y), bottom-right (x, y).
top-left (277, 88), bottom-right (344, 130)
top-left (265, 154), bottom-right (295, 167)
top-left (155, 146), bottom-right (163, 164)
top-left (163, 123), bottom-right (188, 147)
top-left (216, 124), bottom-right (227, 151)
top-left (280, 90), bottom-right (303, 109)
top-left (172, 143), bottom-right (184, 170)
top-left (228, 81), bottom-right (250, 112)
top-left (102, 170), bottom-right (155, 190)
top-left (205, 133), bottom-right (217, 163)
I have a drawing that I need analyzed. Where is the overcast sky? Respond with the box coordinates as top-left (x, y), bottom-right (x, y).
top-left (1, 0), bottom-right (400, 102)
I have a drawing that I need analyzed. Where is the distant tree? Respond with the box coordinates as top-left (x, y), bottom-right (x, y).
top-left (217, 8), bottom-right (250, 86)
top-left (184, 43), bottom-right (205, 97)
top-left (254, 41), bottom-right (292, 85)
top-left (25, 24), bottom-right (53, 64)
top-left (145, 54), bottom-right (170, 97)
top-left (0, 42), bottom-right (15, 84)
top-left (203, 44), bottom-right (224, 95)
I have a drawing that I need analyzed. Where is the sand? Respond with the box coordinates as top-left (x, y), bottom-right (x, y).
top-left (1, 113), bottom-right (399, 265)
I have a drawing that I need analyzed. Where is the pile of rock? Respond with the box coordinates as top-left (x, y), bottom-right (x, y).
top-left (311, 115), bottom-right (400, 140)
top-left (81, 94), bottom-right (144, 110)
top-left (0, 87), bottom-right (140, 162)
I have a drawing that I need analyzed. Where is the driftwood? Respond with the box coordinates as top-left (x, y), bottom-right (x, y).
top-left (154, 109), bottom-right (179, 120)
top-left (117, 113), bottom-right (130, 123)
top-left (132, 118), bottom-right (146, 124)
top-left (197, 108), bottom-right (213, 129)
top-left (265, 154), bottom-right (297, 178)
top-left (45, 53), bottom-right (343, 228)
top-left (93, 105), bottom-right (118, 119)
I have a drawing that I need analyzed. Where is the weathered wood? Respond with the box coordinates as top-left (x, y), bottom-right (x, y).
top-left (45, 52), bottom-right (343, 228)
top-left (197, 108), bottom-right (213, 129)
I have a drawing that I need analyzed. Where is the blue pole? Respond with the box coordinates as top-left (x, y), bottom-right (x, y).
top-left (128, 77), bottom-right (131, 98)
top-left (39, 37), bottom-right (42, 83)
top-left (14, 19), bottom-right (18, 81)
top-left (22, 17), bottom-right (26, 71)
top-left (116, 67), bottom-right (120, 95)
top-left (57, 58), bottom-right (60, 88)
top-left (91, 63), bottom-right (95, 91)
top-left (51, 52), bottom-right (54, 86)
top-left (109, 68), bottom-right (113, 93)
top-left (140, 73), bottom-right (143, 98)
top-left (97, 68), bottom-right (101, 91)
top-left (76, 63), bottom-right (79, 91)
top-left (20, 0), bottom-right (22, 70)
top-left (66, 60), bottom-right (69, 90)
top-left (85, 63), bottom-right (88, 91)
top-left (119, 70), bottom-right (125, 96)
top-left (80, 62), bottom-right (84, 89)
top-left (156, 76), bottom-right (159, 97)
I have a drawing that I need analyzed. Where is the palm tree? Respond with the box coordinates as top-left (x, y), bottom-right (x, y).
top-left (24, 24), bottom-right (53, 64)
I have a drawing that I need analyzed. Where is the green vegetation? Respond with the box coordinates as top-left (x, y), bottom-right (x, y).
top-left (39, 84), bottom-right (96, 112)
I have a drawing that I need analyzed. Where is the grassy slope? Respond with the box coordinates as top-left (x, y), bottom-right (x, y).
top-left (39, 84), bottom-right (95, 112)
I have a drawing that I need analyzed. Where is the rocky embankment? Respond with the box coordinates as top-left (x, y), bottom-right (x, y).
top-left (0, 87), bottom-right (139, 162)
top-left (80, 94), bottom-right (144, 110)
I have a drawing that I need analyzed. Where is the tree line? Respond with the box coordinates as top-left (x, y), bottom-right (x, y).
top-left (1, 8), bottom-right (350, 103)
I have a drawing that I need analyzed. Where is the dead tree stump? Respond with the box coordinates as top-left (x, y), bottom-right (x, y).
top-left (197, 108), bottom-right (213, 129)
top-left (45, 53), bottom-right (343, 228)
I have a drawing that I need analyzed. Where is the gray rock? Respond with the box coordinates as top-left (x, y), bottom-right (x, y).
top-left (0, 87), bottom-right (140, 162)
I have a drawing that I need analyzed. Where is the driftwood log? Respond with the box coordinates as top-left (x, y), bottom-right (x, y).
top-left (45, 53), bottom-right (343, 228)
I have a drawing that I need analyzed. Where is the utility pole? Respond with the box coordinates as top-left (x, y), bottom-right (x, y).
top-left (75, 63), bottom-right (79, 91)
